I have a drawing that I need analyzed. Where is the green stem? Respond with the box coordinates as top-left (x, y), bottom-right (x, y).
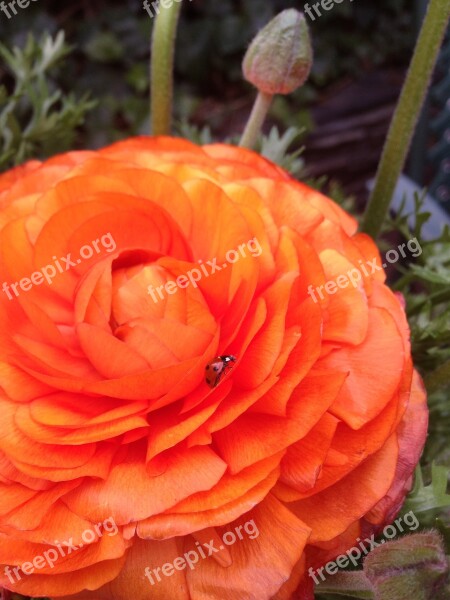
top-left (361, 0), bottom-right (450, 238)
top-left (315, 571), bottom-right (374, 598)
top-left (150, 1), bottom-right (183, 135)
top-left (239, 91), bottom-right (273, 149)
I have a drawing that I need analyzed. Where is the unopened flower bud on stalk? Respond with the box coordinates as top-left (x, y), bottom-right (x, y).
top-left (242, 9), bottom-right (313, 96)
top-left (239, 9), bottom-right (313, 149)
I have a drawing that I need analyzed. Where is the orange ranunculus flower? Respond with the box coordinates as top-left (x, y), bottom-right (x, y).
top-left (0, 137), bottom-right (427, 600)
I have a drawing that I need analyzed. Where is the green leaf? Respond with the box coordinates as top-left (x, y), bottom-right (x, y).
top-left (0, 32), bottom-right (96, 170)
top-left (403, 464), bottom-right (450, 517)
top-left (409, 264), bottom-right (450, 285)
top-left (260, 125), bottom-right (305, 176)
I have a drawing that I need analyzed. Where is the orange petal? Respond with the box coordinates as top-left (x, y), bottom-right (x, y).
top-left (63, 446), bottom-right (227, 524)
top-left (287, 434), bottom-right (399, 542)
top-left (186, 493), bottom-right (311, 600)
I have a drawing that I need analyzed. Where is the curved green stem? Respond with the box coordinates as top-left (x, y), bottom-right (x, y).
top-left (361, 0), bottom-right (450, 238)
top-left (150, 1), bottom-right (183, 135)
top-left (239, 91), bottom-right (273, 149)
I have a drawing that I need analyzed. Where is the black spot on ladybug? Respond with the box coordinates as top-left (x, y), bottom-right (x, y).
top-left (204, 355), bottom-right (237, 388)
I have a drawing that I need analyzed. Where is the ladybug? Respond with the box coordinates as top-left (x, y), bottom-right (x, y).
top-left (205, 355), bottom-right (236, 388)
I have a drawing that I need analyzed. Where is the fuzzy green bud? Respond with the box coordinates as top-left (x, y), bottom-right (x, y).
top-left (242, 9), bottom-right (313, 96)
top-left (364, 531), bottom-right (449, 599)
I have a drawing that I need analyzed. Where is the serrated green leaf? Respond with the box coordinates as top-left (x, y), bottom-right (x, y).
top-left (403, 464), bottom-right (450, 516)
top-left (0, 32), bottom-right (96, 170)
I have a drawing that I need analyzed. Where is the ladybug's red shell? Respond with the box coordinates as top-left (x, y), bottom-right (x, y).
top-left (205, 355), bottom-right (236, 388)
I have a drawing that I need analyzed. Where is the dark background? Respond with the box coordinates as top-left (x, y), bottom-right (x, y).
top-left (1, 0), bottom-right (447, 206)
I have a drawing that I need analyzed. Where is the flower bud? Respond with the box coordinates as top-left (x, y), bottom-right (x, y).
top-left (363, 532), bottom-right (449, 599)
top-left (242, 9), bottom-right (313, 95)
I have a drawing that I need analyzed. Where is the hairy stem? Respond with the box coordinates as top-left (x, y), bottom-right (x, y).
top-left (239, 91), bottom-right (273, 149)
top-left (150, 1), bottom-right (183, 135)
top-left (362, 0), bottom-right (450, 238)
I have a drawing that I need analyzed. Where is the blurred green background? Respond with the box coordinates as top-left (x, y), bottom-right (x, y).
top-left (1, 3), bottom-right (450, 600)
top-left (0, 0), bottom-right (414, 148)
